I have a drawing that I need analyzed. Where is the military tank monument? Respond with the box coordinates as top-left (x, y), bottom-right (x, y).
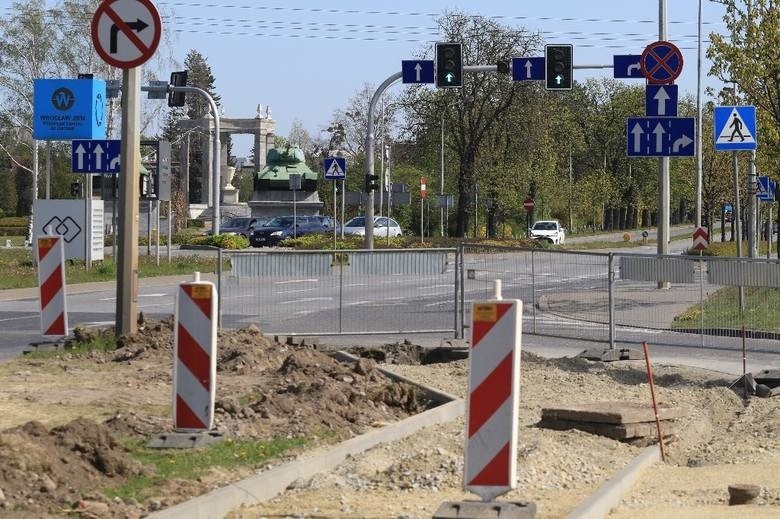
top-left (248, 145), bottom-right (323, 217)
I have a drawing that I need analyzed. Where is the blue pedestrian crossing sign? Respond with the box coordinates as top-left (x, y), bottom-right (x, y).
top-left (714, 106), bottom-right (756, 151)
top-left (71, 139), bottom-right (121, 173)
top-left (323, 157), bottom-right (346, 180)
top-left (756, 175), bottom-right (775, 202)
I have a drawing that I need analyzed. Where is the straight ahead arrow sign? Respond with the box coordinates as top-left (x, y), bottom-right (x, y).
top-left (94, 143), bottom-right (104, 170)
top-left (74, 143), bottom-right (86, 170)
top-left (654, 87), bottom-right (670, 116)
top-left (653, 123), bottom-right (665, 152)
top-left (631, 122), bottom-right (643, 153)
top-left (414, 63), bottom-right (422, 82)
top-left (525, 60), bottom-right (532, 79)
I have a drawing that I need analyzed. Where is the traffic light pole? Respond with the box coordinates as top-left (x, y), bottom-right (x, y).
top-left (657, 0), bottom-right (671, 289)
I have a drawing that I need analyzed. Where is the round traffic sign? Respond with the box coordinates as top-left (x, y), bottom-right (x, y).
top-left (91, 0), bottom-right (162, 69)
top-left (640, 40), bottom-right (683, 85)
top-left (523, 198), bottom-right (535, 211)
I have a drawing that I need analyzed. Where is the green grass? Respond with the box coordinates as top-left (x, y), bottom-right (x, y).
top-left (673, 286), bottom-right (780, 332)
top-left (0, 251), bottom-right (225, 290)
top-left (105, 436), bottom-right (307, 502)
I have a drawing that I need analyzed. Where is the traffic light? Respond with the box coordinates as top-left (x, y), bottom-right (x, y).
top-left (168, 70), bottom-right (188, 107)
top-left (364, 174), bottom-right (380, 193)
top-left (435, 42), bottom-right (463, 88)
top-left (545, 44), bottom-right (573, 90)
top-left (70, 181), bottom-right (81, 198)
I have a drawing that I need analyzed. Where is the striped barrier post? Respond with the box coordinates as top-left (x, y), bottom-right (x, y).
top-left (37, 236), bottom-right (68, 339)
top-left (173, 272), bottom-right (217, 431)
top-left (465, 280), bottom-right (522, 502)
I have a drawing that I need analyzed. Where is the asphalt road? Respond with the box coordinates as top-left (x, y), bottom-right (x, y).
top-left (2, 224), bottom-right (777, 377)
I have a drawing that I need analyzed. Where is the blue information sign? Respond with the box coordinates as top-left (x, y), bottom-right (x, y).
top-left (645, 85), bottom-right (678, 117)
top-left (627, 117), bottom-right (695, 157)
top-left (72, 139), bottom-right (121, 173)
top-left (511, 57), bottom-right (545, 81)
top-left (402, 60), bottom-right (434, 84)
top-left (323, 157), bottom-right (346, 180)
top-left (714, 106), bottom-right (757, 151)
top-left (613, 55), bottom-right (643, 79)
top-left (33, 79), bottom-right (106, 140)
top-left (756, 176), bottom-right (775, 202)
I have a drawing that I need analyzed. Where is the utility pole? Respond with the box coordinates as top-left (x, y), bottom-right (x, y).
top-left (657, 0), bottom-right (671, 289)
top-left (695, 0), bottom-right (703, 228)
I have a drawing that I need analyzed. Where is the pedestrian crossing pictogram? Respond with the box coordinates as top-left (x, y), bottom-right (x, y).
top-left (714, 106), bottom-right (757, 151)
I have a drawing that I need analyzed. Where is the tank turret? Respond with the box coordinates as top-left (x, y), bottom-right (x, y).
top-left (254, 145), bottom-right (318, 191)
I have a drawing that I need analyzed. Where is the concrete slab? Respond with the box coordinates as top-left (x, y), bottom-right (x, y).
top-left (541, 401), bottom-right (686, 425)
top-left (147, 431), bottom-right (226, 449)
top-left (577, 348), bottom-right (644, 362)
top-left (538, 417), bottom-right (678, 440)
top-left (433, 500), bottom-right (536, 519)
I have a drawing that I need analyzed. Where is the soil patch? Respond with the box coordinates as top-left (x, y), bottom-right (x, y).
top-left (0, 318), bottom-right (431, 517)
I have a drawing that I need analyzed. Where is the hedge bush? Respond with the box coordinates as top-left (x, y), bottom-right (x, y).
top-left (189, 234), bottom-right (249, 249)
top-left (0, 217), bottom-right (28, 227)
top-left (0, 226), bottom-right (27, 236)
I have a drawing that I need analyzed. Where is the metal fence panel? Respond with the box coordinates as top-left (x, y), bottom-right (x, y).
top-left (231, 251), bottom-right (333, 278)
top-left (708, 258), bottom-right (780, 288)
top-left (619, 256), bottom-right (695, 284)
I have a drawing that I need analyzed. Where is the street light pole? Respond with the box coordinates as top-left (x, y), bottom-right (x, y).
top-left (440, 111), bottom-right (445, 237)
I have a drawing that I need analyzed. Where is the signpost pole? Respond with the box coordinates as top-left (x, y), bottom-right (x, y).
top-left (732, 152), bottom-right (745, 311)
top-left (155, 200), bottom-right (160, 266)
top-left (117, 67), bottom-right (141, 336)
top-left (657, 0), bottom-right (670, 289)
top-left (748, 150), bottom-right (757, 257)
top-left (333, 181), bottom-right (337, 249)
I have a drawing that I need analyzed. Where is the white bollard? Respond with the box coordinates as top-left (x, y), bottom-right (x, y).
top-left (173, 273), bottom-right (218, 431)
top-left (465, 295), bottom-right (522, 502)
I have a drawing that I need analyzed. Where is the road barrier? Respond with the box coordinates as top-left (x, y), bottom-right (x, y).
top-left (36, 235), bottom-right (68, 339)
top-left (173, 272), bottom-right (217, 431)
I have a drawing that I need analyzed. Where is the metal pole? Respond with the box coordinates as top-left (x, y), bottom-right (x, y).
top-left (608, 253), bottom-right (615, 349)
top-left (45, 141), bottom-right (51, 199)
top-left (146, 199), bottom-right (151, 256)
top-left (420, 194), bottom-right (424, 244)
top-left (117, 67), bottom-right (141, 336)
top-left (531, 249), bottom-right (537, 334)
top-left (695, 0), bottom-right (703, 228)
top-left (441, 111), bottom-right (445, 237)
top-left (769, 206), bottom-right (773, 259)
top-left (657, 0), bottom-right (671, 288)
top-left (333, 180), bottom-right (337, 249)
top-left (733, 152), bottom-right (745, 310)
top-left (112, 176), bottom-right (117, 261)
top-left (747, 150), bottom-right (757, 257)
top-left (293, 185), bottom-right (297, 238)
top-left (379, 99), bottom-right (384, 220)
top-left (459, 242), bottom-right (465, 338)
top-left (169, 86), bottom-right (221, 234)
top-left (155, 200), bottom-right (160, 266)
top-left (474, 184), bottom-right (478, 238)
top-left (568, 149), bottom-right (573, 233)
top-left (699, 250), bottom-right (704, 347)
top-left (167, 200), bottom-right (172, 263)
top-left (453, 246), bottom-right (459, 337)
top-left (217, 246), bottom-right (222, 328)
top-left (363, 73), bottom-right (402, 249)
top-left (27, 141), bottom-right (38, 245)
top-left (341, 179), bottom-right (345, 240)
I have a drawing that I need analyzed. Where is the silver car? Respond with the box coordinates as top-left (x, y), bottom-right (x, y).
top-left (342, 216), bottom-right (403, 237)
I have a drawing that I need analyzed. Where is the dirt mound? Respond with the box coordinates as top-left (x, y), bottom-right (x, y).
top-left (0, 418), bottom-right (148, 517)
top-left (0, 318), bottom-right (434, 516)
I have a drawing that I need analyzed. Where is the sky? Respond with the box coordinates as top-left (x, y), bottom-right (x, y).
top-left (4, 0), bottom-right (732, 158)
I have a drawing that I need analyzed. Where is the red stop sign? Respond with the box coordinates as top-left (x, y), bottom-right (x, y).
top-left (523, 198), bottom-right (535, 211)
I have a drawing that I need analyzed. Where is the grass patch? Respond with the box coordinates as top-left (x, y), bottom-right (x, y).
top-left (565, 239), bottom-right (645, 250)
top-left (704, 240), bottom-right (777, 257)
top-left (105, 436), bottom-right (307, 502)
top-left (673, 286), bottom-right (780, 332)
top-left (0, 252), bottom-right (225, 290)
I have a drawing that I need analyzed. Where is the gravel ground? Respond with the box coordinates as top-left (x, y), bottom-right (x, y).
top-left (228, 350), bottom-right (780, 518)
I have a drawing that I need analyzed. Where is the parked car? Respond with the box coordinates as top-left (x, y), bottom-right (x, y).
top-left (214, 216), bottom-right (268, 239)
top-left (341, 216), bottom-right (403, 237)
top-left (530, 220), bottom-right (565, 244)
top-left (249, 216), bottom-right (328, 247)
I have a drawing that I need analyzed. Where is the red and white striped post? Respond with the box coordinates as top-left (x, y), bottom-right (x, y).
top-left (37, 236), bottom-right (68, 339)
top-left (173, 272), bottom-right (218, 431)
top-left (465, 280), bottom-right (521, 501)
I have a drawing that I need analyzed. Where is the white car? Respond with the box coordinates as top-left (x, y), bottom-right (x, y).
top-left (342, 216), bottom-right (403, 237)
top-left (530, 220), bottom-right (565, 244)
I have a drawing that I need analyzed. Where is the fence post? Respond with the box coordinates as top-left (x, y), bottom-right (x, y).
top-left (459, 243), bottom-right (466, 339)
top-left (338, 251), bottom-right (344, 334)
top-left (531, 248), bottom-right (537, 334)
top-left (217, 246), bottom-right (223, 328)
top-left (454, 246), bottom-right (460, 338)
top-left (608, 252), bottom-right (615, 350)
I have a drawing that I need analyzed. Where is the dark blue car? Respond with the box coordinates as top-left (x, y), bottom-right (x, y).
top-left (249, 216), bottom-right (329, 247)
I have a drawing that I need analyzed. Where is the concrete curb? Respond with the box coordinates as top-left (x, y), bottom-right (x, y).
top-left (565, 445), bottom-right (661, 519)
top-left (149, 355), bottom-right (465, 519)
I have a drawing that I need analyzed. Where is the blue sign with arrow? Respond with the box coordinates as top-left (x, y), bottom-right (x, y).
top-left (511, 57), bottom-right (544, 81)
top-left (323, 157), bottom-right (346, 181)
top-left (71, 139), bottom-right (121, 173)
top-left (626, 117), bottom-right (695, 157)
top-left (645, 85), bottom-right (678, 117)
top-left (402, 60), bottom-right (434, 84)
top-left (756, 175), bottom-right (775, 202)
top-left (613, 55), bottom-right (643, 79)
top-left (714, 106), bottom-right (757, 151)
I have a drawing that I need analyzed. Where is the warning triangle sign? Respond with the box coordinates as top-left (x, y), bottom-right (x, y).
top-left (716, 108), bottom-right (755, 145)
top-left (326, 159), bottom-right (344, 177)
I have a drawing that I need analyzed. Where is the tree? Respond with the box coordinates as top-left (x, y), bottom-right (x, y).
top-left (403, 12), bottom-right (541, 236)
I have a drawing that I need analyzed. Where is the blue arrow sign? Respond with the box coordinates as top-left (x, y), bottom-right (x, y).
top-left (71, 139), bottom-right (121, 173)
top-left (323, 157), bottom-right (346, 180)
top-left (645, 85), bottom-right (678, 117)
top-left (511, 57), bottom-right (544, 81)
top-left (402, 60), bottom-right (434, 84)
top-left (613, 55), bottom-right (643, 79)
top-left (757, 175), bottom-right (775, 202)
top-left (714, 105), bottom-right (757, 151)
top-left (626, 117), bottom-right (695, 157)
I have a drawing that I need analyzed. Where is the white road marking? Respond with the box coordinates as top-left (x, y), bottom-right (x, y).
top-left (279, 297), bottom-right (333, 305)
top-left (274, 279), bottom-right (319, 285)
top-left (344, 300), bottom-right (372, 306)
top-left (274, 288), bottom-right (317, 294)
top-left (343, 283), bottom-right (367, 287)
top-left (98, 293), bottom-right (168, 302)
top-left (417, 284), bottom-right (453, 290)
top-left (0, 315), bottom-right (38, 322)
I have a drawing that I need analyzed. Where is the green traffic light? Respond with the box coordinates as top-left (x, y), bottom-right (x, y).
top-left (446, 73), bottom-right (454, 83)
top-left (556, 74), bottom-right (563, 85)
